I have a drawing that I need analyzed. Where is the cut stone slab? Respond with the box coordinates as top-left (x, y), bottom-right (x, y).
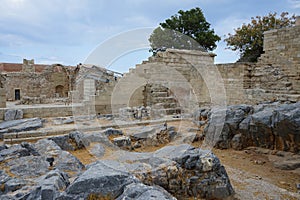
top-left (0, 118), bottom-right (43, 134)
top-left (4, 109), bottom-right (23, 121)
top-left (131, 127), bottom-right (156, 140)
top-left (112, 136), bottom-right (131, 147)
top-left (273, 159), bottom-right (300, 170)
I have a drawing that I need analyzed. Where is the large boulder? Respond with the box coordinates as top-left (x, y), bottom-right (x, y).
top-left (129, 125), bottom-right (178, 148)
top-left (272, 103), bottom-right (300, 152)
top-left (60, 160), bottom-right (138, 199)
top-left (203, 102), bottom-right (300, 153)
top-left (116, 144), bottom-right (234, 199)
top-left (203, 104), bottom-right (253, 149)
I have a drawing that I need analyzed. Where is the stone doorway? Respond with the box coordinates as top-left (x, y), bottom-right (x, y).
top-left (55, 85), bottom-right (64, 97)
top-left (15, 89), bottom-right (20, 100)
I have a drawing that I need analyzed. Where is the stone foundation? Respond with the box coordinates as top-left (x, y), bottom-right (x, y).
top-left (0, 105), bottom-right (82, 121)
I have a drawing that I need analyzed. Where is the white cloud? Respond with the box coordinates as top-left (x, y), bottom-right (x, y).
top-left (0, 33), bottom-right (29, 47)
top-left (214, 15), bottom-right (249, 38)
top-left (124, 16), bottom-right (154, 26)
top-left (38, 58), bottom-right (64, 65)
top-left (288, 0), bottom-right (300, 8)
top-left (0, 0), bottom-right (297, 67)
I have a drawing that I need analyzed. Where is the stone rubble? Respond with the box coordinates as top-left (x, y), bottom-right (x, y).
top-left (0, 132), bottom-right (234, 200)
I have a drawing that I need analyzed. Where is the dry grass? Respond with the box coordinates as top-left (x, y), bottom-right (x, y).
top-left (87, 193), bottom-right (114, 200)
top-left (0, 183), bottom-right (5, 192)
top-left (69, 147), bottom-right (97, 165)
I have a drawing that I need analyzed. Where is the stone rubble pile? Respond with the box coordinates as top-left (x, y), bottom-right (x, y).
top-left (0, 130), bottom-right (234, 199)
top-left (119, 106), bottom-right (151, 120)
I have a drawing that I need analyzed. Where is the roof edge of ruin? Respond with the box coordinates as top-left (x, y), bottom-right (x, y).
top-left (165, 48), bottom-right (216, 57)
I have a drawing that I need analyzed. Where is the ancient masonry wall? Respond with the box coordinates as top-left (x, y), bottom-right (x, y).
top-left (249, 23), bottom-right (300, 103)
top-left (118, 22), bottom-right (300, 108)
top-left (74, 65), bottom-right (119, 114)
top-left (1, 60), bottom-right (76, 101)
top-left (0, 105), bottom-right (83, 120)
top-left (117, 49), bottom-right (230, 112)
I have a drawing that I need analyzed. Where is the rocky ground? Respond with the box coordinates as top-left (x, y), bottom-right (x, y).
top-left (0, 101), bottom-right (299, 199)
top-left (213, 148), bottom-right (300, 199)
top-left (69, 119), bottom-right (300, 199)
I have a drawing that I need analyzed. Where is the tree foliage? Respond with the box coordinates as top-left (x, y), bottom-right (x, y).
top-left (149, 7), bottom-right (221, 52)
top-left (225, 12), bottom-right (296, 62)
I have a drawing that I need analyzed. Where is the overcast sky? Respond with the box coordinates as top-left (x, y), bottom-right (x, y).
top-left (0, 0), bottom-right (299, 72)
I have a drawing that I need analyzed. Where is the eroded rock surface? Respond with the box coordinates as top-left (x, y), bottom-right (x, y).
top-left (0, 140), bottom-right (84, 199)
top-left (0, 118), bottom-right (43, 137)
top-left (0, 137), bottom-right (233, 200)
top-left (200, 102), bottom-right (300, 153)
top-left (114, 144), bottom-right (234, 199)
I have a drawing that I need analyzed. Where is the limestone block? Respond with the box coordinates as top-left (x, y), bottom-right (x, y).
top-left (4, 109), bottom-right (23, 121)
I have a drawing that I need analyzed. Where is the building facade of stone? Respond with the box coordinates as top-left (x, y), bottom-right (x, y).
top-left (114, 20), bottom-right (300, 112)
top-left (0, 59), bottom-right (77, 101)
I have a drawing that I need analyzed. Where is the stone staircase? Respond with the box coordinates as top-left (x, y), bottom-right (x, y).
top-left (145, 83), bottom-right (181, 115)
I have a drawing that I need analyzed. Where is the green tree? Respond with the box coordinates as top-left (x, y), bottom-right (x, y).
top-left (225, 12), bottom-right (296, 62)
top-left (149, 7), bottom-right (221, 52)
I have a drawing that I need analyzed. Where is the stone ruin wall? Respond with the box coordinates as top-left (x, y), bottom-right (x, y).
top-left (248, 23), bottom-right (300, 103)
top-left (74, 65), bottom-right (120, 114)
top-left (117, 22), bottom-right (300, 110)
top-left (0, 21), bottom-right (299, 113)
top-left (111, 49), bottom-right (215, 114)
top-left (2, 63), bottom-right (76, 101)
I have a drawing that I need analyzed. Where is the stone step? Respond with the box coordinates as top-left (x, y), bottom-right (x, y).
top-left (154, 108), bottom-right (182, 115)
top-left (152, 102), bottom-right (178, 108)
top-left (151, 97), bottom-right (177, 104)
top-left (150, 92), bottom-right (168, 97)
top-left (3, 117), bottom-right (184, 144)
top-left (150, 87), bottom-right (169, 93)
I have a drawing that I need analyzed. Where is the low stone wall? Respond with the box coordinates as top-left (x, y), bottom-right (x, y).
top-left (0, 105), bottom-right (83, 121)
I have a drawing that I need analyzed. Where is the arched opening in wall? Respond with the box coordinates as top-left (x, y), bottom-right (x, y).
top-left (55, 85), bottom-right (64, 98)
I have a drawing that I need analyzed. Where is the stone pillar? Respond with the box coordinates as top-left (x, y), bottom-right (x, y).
top-left (22, 59), bottom-right (35, 73)
top-left (0, 88), bottom-right (6, 108)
